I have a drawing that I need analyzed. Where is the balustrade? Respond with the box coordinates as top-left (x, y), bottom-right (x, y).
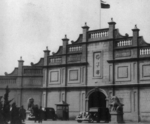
top-left (0, 79), bottom-right (16, 84)
top-left (90, 31), bottom-right (108, 39)
top-left (24, 69), bottom-right (42, 74)
top-left (117, 40), bottom-right (132, 47)
top-left (140, 49), bottom-right (150, 55)
top-left (69, 46), bottom-right (82, 52)
top-left (50, 58), bottom-right (62, 63)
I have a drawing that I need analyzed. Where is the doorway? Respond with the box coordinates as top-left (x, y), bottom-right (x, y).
top-left (88, 91), bottom-right (107, 121)
top-left (89, 91), bottom-right (106, 108)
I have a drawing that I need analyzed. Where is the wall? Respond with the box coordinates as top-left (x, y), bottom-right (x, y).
top-left (140, 87), bottom-right (150, 122)
top-left (115, 87), bottom-right (139, 121)
top-left (87, 41), bottom-right (113, 86)
top-left (22, 90), bottom-right (42, 110)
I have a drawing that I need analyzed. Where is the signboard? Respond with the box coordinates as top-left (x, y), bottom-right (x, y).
top-left (93, 52), bottom-right (101, 77)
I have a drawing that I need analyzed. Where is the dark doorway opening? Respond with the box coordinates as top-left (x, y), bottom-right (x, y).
top-left (88, 91), bottom-right (108, 122)
top-left (89, 91), bottom-right (106, 108)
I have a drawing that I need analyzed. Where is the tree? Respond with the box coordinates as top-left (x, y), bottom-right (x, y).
top-left (3, 86), bottom-right (13, 122)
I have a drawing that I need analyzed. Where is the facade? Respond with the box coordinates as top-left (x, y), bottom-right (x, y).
top-left (0, 19), bottom-right (150, 122)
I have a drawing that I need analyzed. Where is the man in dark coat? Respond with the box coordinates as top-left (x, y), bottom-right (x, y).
top-left (0, 101), bottom-right (7, 124)
top-left (19, 106), bottom-right (26, 123)
top-left (38, 106), bottom-right (43, 123)
top-left (10, 102), bottom-right (19, 124)
top-left (34, 105), bottom-right (39, 123)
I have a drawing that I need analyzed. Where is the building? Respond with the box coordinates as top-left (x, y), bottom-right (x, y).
top-left (0, 18), bottom-right (150, 122)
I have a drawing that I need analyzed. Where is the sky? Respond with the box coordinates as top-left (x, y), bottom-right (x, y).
top-left (0, 0), bottom-right (149, 75)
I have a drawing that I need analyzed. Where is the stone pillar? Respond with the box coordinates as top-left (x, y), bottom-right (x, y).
top-left (62, 35), bottom-right (69, 87)
top-left (17, 57), bottom-right (24, 106)
top-left (85, 98), bottom-right (89, 112)
top-left (62, 35), bottom-right (69, 64)
top-left (62, 35), bottom-right (69, 54)
top-left (132, 25), bottom-right (140, 46)
top-left (18, 56), bottom-right (24, 77)
top-left (81, 23), bottom-right (89, 62)
top-left (132, 25), bottom-right (140, 122)
top-left (82, 22), bottom-right (89, 43)
top-left (62, 35), bottom-right (69, 100)
top-left (43, 47), bottom-right (50, 107)
top-left (108, 18), bottom-right (116, 94)
top-left (42, 91), bottom-right (47, 108)
top-left (108, 18), bottom-right (116, 39)
top-left (44, 46), bottom-right (50, 66)
top-left (110, 111), bottom-right (124, 124)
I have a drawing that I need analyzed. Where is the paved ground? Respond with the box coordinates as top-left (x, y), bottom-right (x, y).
top-left (26, 120), bottom-right (85, 124)
top-left (25, 120), bottom-right (150, 124)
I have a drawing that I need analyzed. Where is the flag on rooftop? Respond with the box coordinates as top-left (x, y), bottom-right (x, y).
top-left (101, 0), bottom-right (110, 9)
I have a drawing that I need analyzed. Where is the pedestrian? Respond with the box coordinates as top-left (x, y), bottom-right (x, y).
top-left (0, 102), bottom-right (7, 124)
top-left (17, 107), bottom-right (22, 124)
top-left (10, 102), bottom-right (19, 124)
top-left (34, 105), bottom-right (39, 123)
top-left (38, 106), bottom-right (43, 123)
top-left (19, 106), bottom-right (26, 123)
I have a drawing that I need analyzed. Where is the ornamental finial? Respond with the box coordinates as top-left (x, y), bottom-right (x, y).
top-left (111, 18), bottom-right (113, 22)
top-left (65, 34), bottom-right (67, 38)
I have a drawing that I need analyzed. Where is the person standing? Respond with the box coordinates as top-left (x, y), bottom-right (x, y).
top-left (19, 106), bottom-right (26, 123)
top-left (10, 102), bottom-right (18, 124)
top-left (38, 106), bottom-right (43, 123)
top-left (34, 105), bottom-right (39, 123)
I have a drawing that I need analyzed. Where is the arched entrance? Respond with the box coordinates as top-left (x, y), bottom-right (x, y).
top-left (89, 91), bottom-right (106, 108)
top-left (86, 88), bottom-right (108, 110)
top-left (86, 88), bottom-right (109, 121)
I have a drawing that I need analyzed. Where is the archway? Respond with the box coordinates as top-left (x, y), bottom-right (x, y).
top-left (86, 88), bottom-right (108, 109)
top-left (86, 88), bottom-right (109, 121)
top-left (89, 91), bottom-right (106, 108)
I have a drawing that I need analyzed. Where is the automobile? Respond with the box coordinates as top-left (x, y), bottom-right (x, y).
top-left (88, 107), bottom-right (102, 123)
top-left (43, 107), bottom-right (57, 120)
top-left (76, 107), bottom-right (110, 123)
top-left (76, 111), bottom-right (92, 123)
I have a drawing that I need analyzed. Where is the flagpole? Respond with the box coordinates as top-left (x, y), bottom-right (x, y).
top-left (100, 0), bottom-right (101, 29)
top-left (99, 0), bottom-right (110, 29)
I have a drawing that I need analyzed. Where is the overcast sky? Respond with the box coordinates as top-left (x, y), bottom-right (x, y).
top-left (0, 0), bottom-right (149, 75)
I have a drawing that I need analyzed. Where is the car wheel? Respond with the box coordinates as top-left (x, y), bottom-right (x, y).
top-left (77, 120), bottom-right (82, 123)
top-left (88, 120), bottom-right (92, 123)
top-left (89, 118), bottom-right (93, 123)
top-left (52, 117), bottom-right (56, 121)
top-left (96, 120), bottom-right (100, 123)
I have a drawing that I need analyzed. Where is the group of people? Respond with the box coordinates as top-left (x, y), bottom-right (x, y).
top-left (32, 105), bottom-right (44, 123)
top-left (10, 103), bottom-right (26, 124)
top-left (0, 102), bottom-right (26, 124)
top-left (28, 98), bottom-right (45, 123)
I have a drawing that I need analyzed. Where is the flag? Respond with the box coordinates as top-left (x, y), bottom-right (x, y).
top-left (101, 0), bottom-right (110, 9)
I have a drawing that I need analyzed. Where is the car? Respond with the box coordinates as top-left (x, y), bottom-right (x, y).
top-left (88, 107), bottom-right (110, 123)
top-left (88, 107), bottom-right (101, 123)
top-left (76, 107), bottom-right (110, 123)
top-left (76, 111), bottom-right (92, 123)
top-left (43, 107), bottom-right (57, 120)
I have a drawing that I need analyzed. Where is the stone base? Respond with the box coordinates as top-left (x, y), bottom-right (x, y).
top-left (110, 111), bottom-right (124, 124)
